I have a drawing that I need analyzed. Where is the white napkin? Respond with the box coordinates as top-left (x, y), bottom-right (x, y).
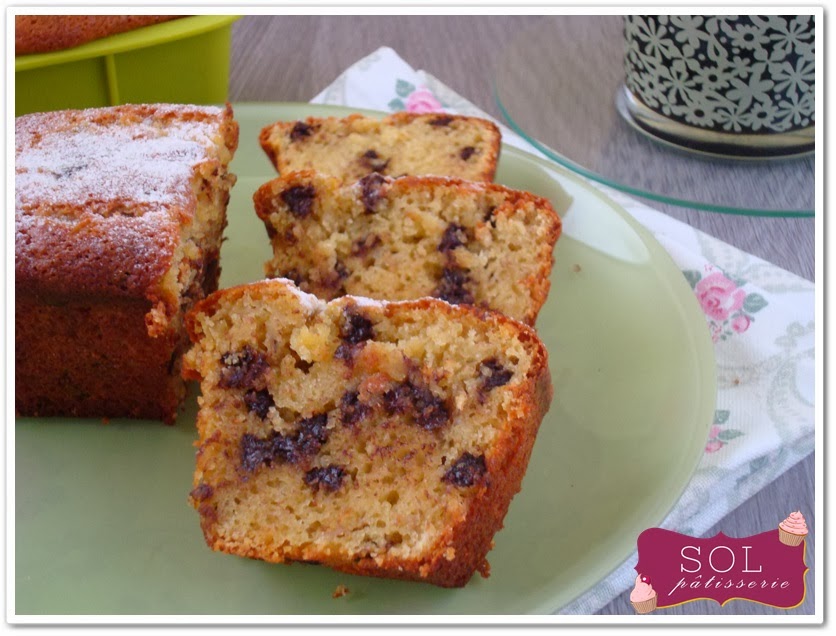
top-left (312, 46), bottom-right (815, 614)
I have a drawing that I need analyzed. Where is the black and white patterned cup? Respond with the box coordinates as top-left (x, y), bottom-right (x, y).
top-left (617, 15), bottom-right (815, 158)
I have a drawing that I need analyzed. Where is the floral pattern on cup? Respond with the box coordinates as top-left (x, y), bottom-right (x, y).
top-left (705, 409), bottom-right (743, 453)
top-left (684, 267), bottom-right (768, 343)
top-left (624, 15), bottom-right (815, 134)
top-left (388, 80), bottom-right (445, 113)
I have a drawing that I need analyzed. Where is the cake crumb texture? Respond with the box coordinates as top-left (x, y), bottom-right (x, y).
top-left (254, 172), bottom-right (561, 326)
top-left (259, 112), bottom-right (501, 183)
top-left (184, 279), bottom-right (552, 587)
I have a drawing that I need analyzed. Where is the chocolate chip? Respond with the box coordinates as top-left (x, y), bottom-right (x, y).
top-left (239, 412), bottom-right (331, 472)
top-left (478, 358), bottom-right (513, 392)
top-left (244, 388), bottom-right (274, 419)
top-left (335, 259), bottom-right (350, 281)
top-left (430, 115), bottom-right (454, 127)
top-left (433, 266), bottom-right (475, 305)
top-left (460, 146), bottom-right (476, 161)
top-left (281, 185), bottom-right (316, 218)
top-left (350, 234), bottom-right (383, 257)
top-left (359, 149), bottom-right (390, 174)
top-left (442, 452), bottom-right (487, 487)
top-left (240, 433), bottom-right (274, 472)
top-left (289, 121), bottom-right (314, 141)
top-left (317, 259), bottom-right (350, 294)
top-left (270, 434), bottom-right (298, 465)
top-left (283, 228), bottom-right (299, 245)
top-left (219, 347), bottom-right (268, 389)
top-left (293, 413), bottom-right (330, 458)
top-left (383, 380), bottom-right (450, 431)
top-left (483, 205), bottom-right (497, 227)
top-left (304, 465), bottom-right (347, 492)
top-left (411, 385), bottom-right (450, 431)
top-left (381, 382), bottom-right (413, 415)
top-left (334, 307), bottom-right (374, 363)
top-left (438, 223), bottom-right (470, 252)
top-left (340, 390), bottom-right (371, 426)
top-left (358, 173), bottom-right (388, 214)
top-left (190, 483), bottom-right (214, 501)
top-left (198, 503), bottom-right (218, 523)
top-left (340, 307), bottom-right (374, 345)
top-left (277, 269), bottom-right (305, 285)
top-left (334, 343), bottom-right (355, 364)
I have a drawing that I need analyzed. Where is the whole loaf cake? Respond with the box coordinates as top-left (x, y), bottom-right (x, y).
top-left (184, 279), bottom-right (552, 587)
top-left (15, 103), bottom-right (238, 422)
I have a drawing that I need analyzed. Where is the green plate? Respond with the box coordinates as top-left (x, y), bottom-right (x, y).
top-left (14, 103), bottom-right (716, 616)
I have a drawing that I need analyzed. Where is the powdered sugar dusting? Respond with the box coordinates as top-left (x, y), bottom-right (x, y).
top-left (344, 295), bottom-right (387, 309)
top-left (15, 104), bottom-right (232, 300)
top-left (15, 104), bottom-right (225, 215)
top-left (272, 278), bottom-right (384, 313)
top-left (274, 278), bottom-right (326, 314)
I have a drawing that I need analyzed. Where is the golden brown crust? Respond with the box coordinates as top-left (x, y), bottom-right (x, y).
top-left (15, 15), bottom-right (184, 55)
top-left (15, 105), bottom-right (232, 302)
top-left (16, 103), bottom-right (237, 308)
top-left (15, 298), bottom-right (185, 422)
top-left (15, 103), bottom-right (238, 423)
top-left (257, 125), bottom-right (280, 169)
top-left (16, 209), bottom-right (180, 306)
top-left (252, 172), bottom-right (555, 223)
top-left (184, 280), bottom-right (552, 586)
top-left (375, 173), bottom-right (555, 212)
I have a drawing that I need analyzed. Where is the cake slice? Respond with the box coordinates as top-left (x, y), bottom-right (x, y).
top-left (259, 112), bottom-right (501, 182)
top-left (254, 171), bottom-right (561, 326)
top-left (183, 279), bottom-right (552, 587)
top-left (15, 104), bottom-right (239, 422)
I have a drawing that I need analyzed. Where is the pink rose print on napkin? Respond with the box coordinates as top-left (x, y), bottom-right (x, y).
top-left (683, 267), bottom-right (767, 343)
top-left (705, 426), bottom-right (724, 453)
top-left (705, 409), bottom-right (744, 453)
top-left (731, 314), bottom-right (751, 333)
top-left (695, 272), bottom-right (746, 321)
top-left (705, 439), bottom-right (724, 453)
top-left (388, 79), bottom-right (446, 113)
top-left (405, 87), bottom-right (444, 113)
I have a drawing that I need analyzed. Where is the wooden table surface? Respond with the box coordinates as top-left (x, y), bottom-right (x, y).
top-left (228, 15), bottom-right (816, 616)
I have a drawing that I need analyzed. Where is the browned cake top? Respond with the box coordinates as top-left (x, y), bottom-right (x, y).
top-left (15, 16), bottom-right (183, 55)
top-left (15, 104), bottom-right (237, 303)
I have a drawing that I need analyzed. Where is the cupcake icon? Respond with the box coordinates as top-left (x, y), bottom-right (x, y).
top-left (630, 573), bottom-right (657, 614)
top-left (778, 510), bottom-right (808, 547)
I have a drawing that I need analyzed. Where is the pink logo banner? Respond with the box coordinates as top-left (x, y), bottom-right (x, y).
top-left (635, 528), bottom-right (808, 610)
